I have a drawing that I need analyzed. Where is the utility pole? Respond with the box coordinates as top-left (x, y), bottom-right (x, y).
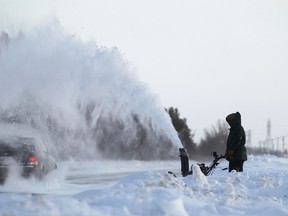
top-left (266, 119), bottom-right (271, 153)
top-left (246, 130), bottom-right (251, 147)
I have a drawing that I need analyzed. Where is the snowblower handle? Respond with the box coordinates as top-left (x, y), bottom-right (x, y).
top-left (199, 152), bottom-right (225, 176)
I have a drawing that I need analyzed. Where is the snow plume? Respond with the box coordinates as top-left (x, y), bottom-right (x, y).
top-left (0, 24), bottom-right (181, 161)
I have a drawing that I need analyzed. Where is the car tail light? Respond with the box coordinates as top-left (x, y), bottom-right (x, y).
top-left (27, 156), bottom-right (38, 166)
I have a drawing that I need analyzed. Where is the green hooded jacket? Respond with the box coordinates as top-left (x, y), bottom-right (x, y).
top-left (226, 112), bottom-right (247, 161)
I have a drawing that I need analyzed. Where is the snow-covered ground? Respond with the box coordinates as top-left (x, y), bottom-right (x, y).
top-left (1, 155), bottom-right (288, 216)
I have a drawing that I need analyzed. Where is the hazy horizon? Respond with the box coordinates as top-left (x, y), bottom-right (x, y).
top-left (1, 0), bottom-right (288, 146)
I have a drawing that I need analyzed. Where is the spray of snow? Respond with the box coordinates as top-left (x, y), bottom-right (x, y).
top-left (0, 23), bottom-right (181, 161)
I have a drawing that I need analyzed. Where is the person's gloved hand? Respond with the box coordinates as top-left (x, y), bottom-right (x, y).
top-left (225, 149), bottom-right (234, 161)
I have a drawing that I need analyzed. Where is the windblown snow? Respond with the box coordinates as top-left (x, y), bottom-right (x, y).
top-left (0, 25), bottom-right (180, 161)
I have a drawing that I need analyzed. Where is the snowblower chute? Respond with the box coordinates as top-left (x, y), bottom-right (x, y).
top-left (179, 148), bottom-right (192, 177)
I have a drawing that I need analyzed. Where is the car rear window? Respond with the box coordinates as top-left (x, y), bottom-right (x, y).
top-left (0, 137), bottom-right (36, 149)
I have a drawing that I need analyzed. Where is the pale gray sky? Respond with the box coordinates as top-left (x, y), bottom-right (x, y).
top-left (1, 0), bottom-right (288, 144)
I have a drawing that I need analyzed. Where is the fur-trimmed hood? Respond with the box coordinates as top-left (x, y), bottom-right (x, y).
top-left (226, 112), bottom-right (241, 128)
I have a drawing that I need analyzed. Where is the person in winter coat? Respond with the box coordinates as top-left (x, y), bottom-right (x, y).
top-left (225, 112), bottom-right (247, 172)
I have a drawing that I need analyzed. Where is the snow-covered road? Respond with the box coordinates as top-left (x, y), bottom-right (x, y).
top-left (0, 160), bottom-right (181, 195)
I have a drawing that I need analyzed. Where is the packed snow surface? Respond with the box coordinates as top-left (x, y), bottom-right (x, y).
top-left (1, 155), bottom-right (288, 216)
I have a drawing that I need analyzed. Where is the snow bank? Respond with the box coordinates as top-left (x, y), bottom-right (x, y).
top-left (75, 171), bottom-right (188, 216)
top-left (1, 156), bottom-right (288, 215)
top-left (73, 156), bottom-right (288, 215)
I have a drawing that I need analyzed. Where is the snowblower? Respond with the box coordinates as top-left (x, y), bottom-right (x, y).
top-left (177, 148), bottom-right (226, 177)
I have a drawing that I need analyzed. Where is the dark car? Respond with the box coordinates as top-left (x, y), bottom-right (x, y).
top-left (0, 136), bottom-right (57, 184)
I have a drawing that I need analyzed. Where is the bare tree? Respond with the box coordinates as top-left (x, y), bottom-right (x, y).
top-left (197, 120), bottom-right (228, 157)
top-left (0, 31), bottom-right (9, 55)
